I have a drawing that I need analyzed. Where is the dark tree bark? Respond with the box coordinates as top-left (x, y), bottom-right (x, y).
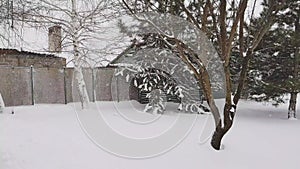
top-left (211, 103), bottom-right (234, 150)
top-left (288, 92), bottom-right (298, 118)
top-left (211, 0), bottom-right (284, 150)
top-left (210, 0), bottom-right (247, 150)
top-left (288, 10), bottom-right (299, 119)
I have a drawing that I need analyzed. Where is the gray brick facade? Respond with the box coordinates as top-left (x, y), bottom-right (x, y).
top-left (0, 49), bottom-right (66, 68)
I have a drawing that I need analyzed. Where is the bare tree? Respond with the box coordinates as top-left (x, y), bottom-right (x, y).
top-left (5, 0), bottom-right (123, 108)
top-left (0, 0), bottom-right (15, 45)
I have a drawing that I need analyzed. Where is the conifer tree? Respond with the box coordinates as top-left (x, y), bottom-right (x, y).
top-left (247, 0), bottom-right (299, 118)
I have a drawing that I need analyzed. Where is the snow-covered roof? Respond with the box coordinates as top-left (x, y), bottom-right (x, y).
top-left (0, 48), bottom-right (61, 59)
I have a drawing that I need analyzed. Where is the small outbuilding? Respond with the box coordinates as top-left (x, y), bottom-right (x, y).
top-left (0, 48), bottom-right (66, 68)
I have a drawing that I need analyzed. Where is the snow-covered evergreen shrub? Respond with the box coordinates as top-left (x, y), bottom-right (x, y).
top-left (144, 89), bottom-right (166, 114)
top-left (112, 33), bottom-right (214, 114)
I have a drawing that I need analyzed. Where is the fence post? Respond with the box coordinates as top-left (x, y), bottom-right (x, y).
top-left (116, 72), bottom-right (119, 102)
top-left (63, 67), bottom-right (67, 104)
top-left (92, 68), bottom-right (95, 102)
top-left (11, 66), bottom-right (15, 107)
top-left (30, 65), bottom-right (34, 105)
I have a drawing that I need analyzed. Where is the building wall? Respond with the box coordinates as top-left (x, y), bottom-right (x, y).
top-left (0, 67), bottom-right (33, 106)
top-left (0, 50), bottom-right (66, 68)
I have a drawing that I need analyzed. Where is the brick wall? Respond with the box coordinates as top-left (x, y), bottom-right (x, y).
top-left (0, 49), bottom-right (66, 68)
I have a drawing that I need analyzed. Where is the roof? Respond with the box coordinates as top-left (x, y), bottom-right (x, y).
top-left (0, 48), bottom-right (62, 59)
top-left (109, 43), bottom-right (135, 65)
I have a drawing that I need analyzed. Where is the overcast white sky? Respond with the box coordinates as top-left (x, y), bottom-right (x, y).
top-left (248, 0), bottom-right (264, 17)
top-left (0, 0), bottom-right (265, 67)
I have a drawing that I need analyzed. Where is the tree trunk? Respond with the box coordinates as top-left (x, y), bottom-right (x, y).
top-left (288, 14), bottom-right (299, 119)
top-left (72, 36), bottom-right (90, 109)
top-left (74, 66), bottom-right (90, 109)
top-left (71, 0), bottom-right (90, 109)
top-left (288, 92), bottom-right (297, 119)
top-left (211, 103), bottom-right (234, 150)
top-left (73, 39), bottom-right (90, 109)
top-left (209, 0), bottom-right (248, 150)
top-left (211, 122), bottom-right (231, 150)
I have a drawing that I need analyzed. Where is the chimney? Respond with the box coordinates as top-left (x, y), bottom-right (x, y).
top-left (48, 25), bottom-right (62, 53)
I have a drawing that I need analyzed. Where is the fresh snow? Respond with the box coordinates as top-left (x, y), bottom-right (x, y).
top-left (0, 99), bottom-right (300, 169)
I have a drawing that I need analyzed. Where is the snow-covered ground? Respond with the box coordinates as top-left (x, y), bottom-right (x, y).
top-left (1, 99), bottom-right (299, 169)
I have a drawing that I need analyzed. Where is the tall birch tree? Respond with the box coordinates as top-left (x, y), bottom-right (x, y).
top-left (6, 0), bottom-right (122, 108)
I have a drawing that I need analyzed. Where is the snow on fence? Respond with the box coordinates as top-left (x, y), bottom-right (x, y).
top-left (0, 66), bottom-right (125, 107)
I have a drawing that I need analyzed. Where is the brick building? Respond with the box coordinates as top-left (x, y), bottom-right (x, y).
top-left (0, 48), bottom-right (66, 68)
